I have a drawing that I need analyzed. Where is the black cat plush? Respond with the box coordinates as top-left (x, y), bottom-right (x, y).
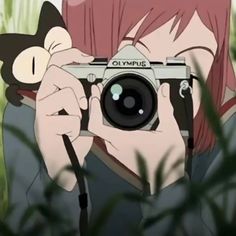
top-left (0, 1), bottom-right (71, 106)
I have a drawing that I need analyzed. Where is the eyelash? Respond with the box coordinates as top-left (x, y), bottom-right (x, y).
top-left (174, 46), bottom-right (215, 57)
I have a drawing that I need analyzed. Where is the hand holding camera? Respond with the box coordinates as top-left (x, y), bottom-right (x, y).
top-left (63, 45), bottom-right (193, 136)
top-left (63, 45), bottom-right (192, 192)
top-left (35, 45), bottom-right (192, 192)
top-left (88, 82), bottom-right (185, 194)
top-left (35, 48), bottom-right (94, 191)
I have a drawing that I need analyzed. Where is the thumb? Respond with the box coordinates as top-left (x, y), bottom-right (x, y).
top-left (48, 48), bottom-right (94, 67)
top-left (88, 85), bottom-right (122, 141)
top-left (157, 83), bottom-right (176, 130)
top-left (88, 85), bottom-right (103, 134)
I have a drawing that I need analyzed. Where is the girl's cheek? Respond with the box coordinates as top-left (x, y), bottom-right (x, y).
top-left (179, 49), bottom-right (214, 81)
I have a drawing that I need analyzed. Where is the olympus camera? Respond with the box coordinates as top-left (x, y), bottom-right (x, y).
top-left (62, 45), bottom-right (193, 137)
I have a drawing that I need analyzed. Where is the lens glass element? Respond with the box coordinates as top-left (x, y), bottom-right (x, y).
top-left (101, 73), bottom-right (157, 130)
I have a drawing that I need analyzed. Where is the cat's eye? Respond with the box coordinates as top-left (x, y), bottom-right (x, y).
top-left (32, 57), bottom-right (35, 75)
top-left (13, 46), bottom-right (50, 84)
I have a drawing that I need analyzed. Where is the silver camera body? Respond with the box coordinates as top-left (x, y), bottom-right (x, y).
top-left (62, 45), bottom-right (192, 137)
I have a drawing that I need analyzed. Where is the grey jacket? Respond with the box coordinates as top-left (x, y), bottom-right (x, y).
top-left (3, 102), bottom-right (236, 235)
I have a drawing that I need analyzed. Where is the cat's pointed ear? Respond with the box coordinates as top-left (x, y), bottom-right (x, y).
top-left (0, 34), bottom-right (10, 61)
top-left (0, 33), bottom-right (35, 62)
top-left (36, 1), bottom-right (66, 38)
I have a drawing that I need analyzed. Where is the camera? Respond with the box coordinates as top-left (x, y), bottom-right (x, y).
top-left (62, 45), bottom-right (193, 137)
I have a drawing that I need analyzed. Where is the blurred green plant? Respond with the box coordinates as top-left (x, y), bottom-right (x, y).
top-left (231, 9), bottom-right (236, 62)
top-left (0, 0), bottom-right (43, 219)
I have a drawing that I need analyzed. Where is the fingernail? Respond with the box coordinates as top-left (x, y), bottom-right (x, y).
top-left (82, 53), bottom-right (94, 58)
top-left (161, 83), bottom-right (170, 97)
top-left (80, 97), bottom-right (88, 110)
top-left (91, 84), bottom-right (96, 94)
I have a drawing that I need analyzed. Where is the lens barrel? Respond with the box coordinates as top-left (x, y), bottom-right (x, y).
top-left (101, 73), bottom-right (157, 130)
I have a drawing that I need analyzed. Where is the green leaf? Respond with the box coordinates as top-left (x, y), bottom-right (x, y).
top-left (2, 123), bottom-right (42, 162)
top-left (0, 219), bottom-right (15, 236)
top-left (122, 192), bottom-right (151, 205)
top-left (19, 206), bottom-right (38, 230)
top-left (87, 194), bottom-right (123, 236)
top-left (204, 195), bottom-right (228, 234)
top-left (136, 151), bottom-right (150, 195)
top-left (43, 176), bottom-right (63, 203)
top-left (142, 209), bottom-right (173, 229)
top-left (4, 0), bottom-right (13, 22)
top-left (64, 164), bottom-right (92, 179)
top-left (153, 147), bottom-right (174, 195)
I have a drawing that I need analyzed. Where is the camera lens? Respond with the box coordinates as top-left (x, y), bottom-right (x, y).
top-left (101, 73), bottom-right (157, 130)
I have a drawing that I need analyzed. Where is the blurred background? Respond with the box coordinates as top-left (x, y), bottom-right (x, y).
top-left (0, 0), bottom-right (43, 218)
top-left (0, 0), bottom-right (236, 220)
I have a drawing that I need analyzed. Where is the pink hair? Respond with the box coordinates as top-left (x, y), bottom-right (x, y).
top-left (62, 0), bottom-right (236, 154)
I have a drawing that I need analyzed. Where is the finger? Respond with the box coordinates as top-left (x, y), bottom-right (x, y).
top-left (92, 84), bottom-right (101, 99)
top-left (104, 140), bottom-right (117, 157)
top-left (89, 93), bottom-right (102, 127)
top-left (47, 116), bottom-right (81, 137)
top-left (157, 83), bottom-right (177, 130)
top-left (97, 83), bottom-right (104, 94)
top-left (88, 95), bottom-right (122, 141)
top-left (48, 48), bottom-right (94, 67)
top-left (89, 85), bottom-right (101, 116)
top-left (36, 116), bottom-right (81, 142)
top-left (37, 65), bottom-right (88, 110)
top-left (37, 87), bottom-right (82, 117)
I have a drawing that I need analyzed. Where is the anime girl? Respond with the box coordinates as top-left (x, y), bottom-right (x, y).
top-left (1, 0), bottom-right (236, 235)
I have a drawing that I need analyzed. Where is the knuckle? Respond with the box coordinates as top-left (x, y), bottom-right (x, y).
top-left (87, 120), bottom-right (95, 133)
top-left (60, 87), bottom-right (77, 104)
top-left (169, 104), bottom-right (174, 115)
top-left (71, 47), bottom-right (80, 54)
top-left (61, 73), bottom-right (83, 94)
top-left (35, 91), bottom-right (42, 102)
top-left (105, 142), bottom-right (116, 156)
top-left (73, 77), bottom-right (84, 90)
top-left (62, 87), bottom-right (74, 96)
top-left (36, 65), bottom-right (60, 101)
top-left (47, 64), bottom-right (59, 75)
top-left (69, 121), bottom-right (81, 139)
top-left (49, 52), bottom-right (60, 65)
top-left (73, 80), bottom-right (83, 93)
top-left (41, 65), bottom-right (59, 84)
top-left (106, 146), bottom-right (115, 156)
top-left (60, 89), bottom-right (80, 113)
top-left (88, 119), bottom-right (100, 135)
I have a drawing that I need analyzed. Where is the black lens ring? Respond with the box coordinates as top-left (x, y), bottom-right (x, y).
top-left (101, 73), bottom-right (157, 130)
